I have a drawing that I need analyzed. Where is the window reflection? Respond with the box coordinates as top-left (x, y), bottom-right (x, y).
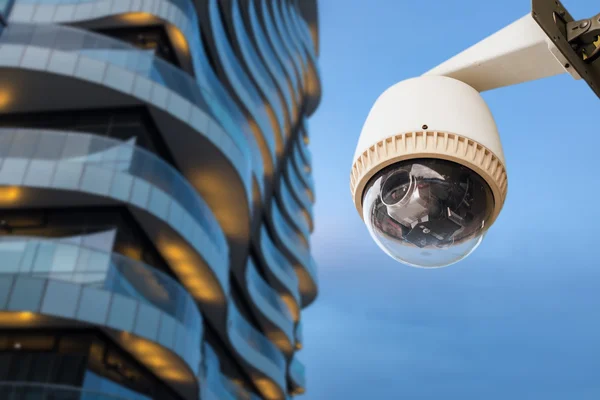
top-left (0, 207), bottom-right (172, 279)
top-left (0, 107), bottom-right (177, 167)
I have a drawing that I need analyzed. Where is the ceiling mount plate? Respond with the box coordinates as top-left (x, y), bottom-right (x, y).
top-left (532, 0), bottom-right (600, 98)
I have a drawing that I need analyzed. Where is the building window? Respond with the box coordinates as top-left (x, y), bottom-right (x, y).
top-left (0, 207), bottom-right (173, 279)
top-left (95, 26), bottom-right (180, 68)
top-left (0, 107), bottom-right (178, 168)
top-left (0, 330), bottom-right (182, 400)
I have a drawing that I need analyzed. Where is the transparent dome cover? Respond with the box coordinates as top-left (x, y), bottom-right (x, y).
top-left (362, 159), bottom-right (495, 268)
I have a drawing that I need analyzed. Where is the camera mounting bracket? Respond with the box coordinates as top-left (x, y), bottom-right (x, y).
top-left (532, 0), bottom-right (600, 98)
top-left (424, 0), bottom-right (600, 99)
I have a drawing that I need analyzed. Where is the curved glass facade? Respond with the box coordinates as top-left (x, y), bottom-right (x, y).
top-left (0, 23), bottom-right (253, 195)
top-left (230, 0), bottom-right (289, 145)
top-left (0, 237), bottom-right (202, 374)
top-left (257, 0), bottom-right (301, 105)
top-left (207, 0), bottom-right (277, 167)
top-left (0, 128), bottom-right (229, 290)
top-left (246, 0), bottom-right (297, 124)
top-left (259, 226), bottom-right (301, 309)
top-left (0, 0), bottom-right (320, 398)
top-left (289, 356), bottom-right (306, 394)
top-left (262, 0), bottom-right (305, 98)
top-left (227, 301), bottom-right (286, 390)
top-left (246, 259), bottom-right (294, 346)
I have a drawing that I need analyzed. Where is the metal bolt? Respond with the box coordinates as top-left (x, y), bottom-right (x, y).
top-left (580, 21), bottom-right (590, 29)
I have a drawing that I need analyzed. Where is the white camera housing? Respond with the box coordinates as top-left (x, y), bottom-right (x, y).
top-left (351, 76), bottom-right (507, 268)
top-left (350, 8), bottom-right (588, 267)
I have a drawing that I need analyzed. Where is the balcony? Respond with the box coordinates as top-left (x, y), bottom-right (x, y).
top-left (0, 236), bottom-right (201, 399)
top-left (262, 0), bottom-right (305, 102)
top-left (0, 128), bottom-right (229, 311)
top-left (289, 356), bottom-right (306, 395)
top-left (270, 201), bottom-right (317, 307)
top-left (0, 22), bottom-right (253, 275)
top-left (203, 0), bottom-right (278, 182)
top-left (9, 0), bottom-right (200, 75)
top-left (202, 343), bottom-right (263, 400)
top-left (246, 259), bottom-right (295, 354)
top-left (257, 226), bottom-right (301, 321)
top-left (227, 302), bottom-right (286, 399)
top-left (246, 0), bottom-right (298, 125)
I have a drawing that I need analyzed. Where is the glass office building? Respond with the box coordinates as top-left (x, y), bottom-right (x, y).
top-left (0, 0), bottom-right (320, 398)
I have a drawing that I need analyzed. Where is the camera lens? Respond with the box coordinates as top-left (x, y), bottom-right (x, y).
top-left (381, 170), bottom-right (412, 206)
top-left (362, 159), bottom-right (494, 268)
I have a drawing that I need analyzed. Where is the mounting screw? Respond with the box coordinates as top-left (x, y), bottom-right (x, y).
top-left (422, 124), bottom-right (428, 130)
top-left (580, 21), bottom-right (590, 29)
top-left (565, 63), bottom-right (570, 68)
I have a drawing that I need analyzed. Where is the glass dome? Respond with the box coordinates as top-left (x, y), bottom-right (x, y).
top-left (362, 159), bottom-right (495, 268)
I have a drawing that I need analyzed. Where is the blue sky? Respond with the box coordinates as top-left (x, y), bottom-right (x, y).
top-left (302, 0), bottom-right (600, 399)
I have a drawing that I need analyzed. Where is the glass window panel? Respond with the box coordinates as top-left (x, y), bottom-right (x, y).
top-left (34, 132), bottom-right (66, 160)
top-left (0, 354), bottom-right (13, 382)
top-left (167, 201), bottom-right (184, 229)
top-left (107, 294), bottom-right (136, 332)
top-left (133, 76), bottom-right (152, 100)
top-left (32, 242), bottom-right (57, 273)
top-left (0, 276), bottom-right (14, 308)
top-left (109, 172), bottom-right (133, 202)
top-left (47, 49), bottom-right (78, 75)
top-left (8, 353), bottom-right (32, 381)
top-left (61, 134), bottom-right (90, 159)
top-left (81, 230), bottom-right (117, 253)
top-left (104, 64), bottom-right (136, 93)
top-left (80, 165), bottom-right (114, 196)
top-left (0, 158), bottom-right (29, 185)
top-left (21, 47), bottom-right (51, 70)
top-left (133, 303), bottom-right (160, 340)
top-left (0, 130), bottom-right (15, 157)
top-left (74, 57), bottom-right (107, 83)
top-left (53, 5), bottom-right (76, 23)
top-left (157, 314), bottom-right (176, 349)
top-left (130, 179), bottom-right (150, 208)
top-left (41, 280), bottom-right (81, 318)
top-left (84, 251), bottom-right (111, 274)
top-left (8, 277), bottom-right (45, 311)
top-left (52, 162), bottom-right (83, 190)
top-left (0, 241), bottom-right (27, 273)
top-left (24, 159), bottom-right (56, 187)
top-left (55, 354), bottom-right (86, 385)
top-left (150, 84), bottom-right (169, 108)
top-left (76, 287), bottom-right (110, 325)
top-left (50, 244), bottom-right (79, 273)
top-left (148, 187), bottom-right (169, 220)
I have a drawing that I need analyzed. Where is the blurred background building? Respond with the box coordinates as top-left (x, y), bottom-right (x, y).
top-left (0, 0), bottom-right (320, 398)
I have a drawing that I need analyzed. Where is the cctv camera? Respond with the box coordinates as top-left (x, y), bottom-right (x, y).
top-left (350, 76), bottom-right (508, 268)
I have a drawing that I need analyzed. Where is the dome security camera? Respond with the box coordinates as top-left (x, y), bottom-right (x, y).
top-left (351, 76), bottom-right (506, 268)
top-left (351, 0), bottom-right (600, 268)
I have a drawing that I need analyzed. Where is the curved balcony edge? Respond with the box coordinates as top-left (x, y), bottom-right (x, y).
top-left (227, 301), bottom-right (287, 400)
top-left (246, 259), bottom-right (295, 354)
top-left (0, 129), bottom-right (230, 312)
top-left (0, 248), bottom-right (201, 399)
top-left (0, 25), bottom-right (253, 274)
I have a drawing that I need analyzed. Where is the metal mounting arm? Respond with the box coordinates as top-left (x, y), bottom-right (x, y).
top-left (423, 0), bottom-right (600, 98)
top-left (566, 12), bottom-right (600, 64)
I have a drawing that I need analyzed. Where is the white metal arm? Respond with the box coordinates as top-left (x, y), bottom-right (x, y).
top-left (424, 14), bottom-right (580, 92)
